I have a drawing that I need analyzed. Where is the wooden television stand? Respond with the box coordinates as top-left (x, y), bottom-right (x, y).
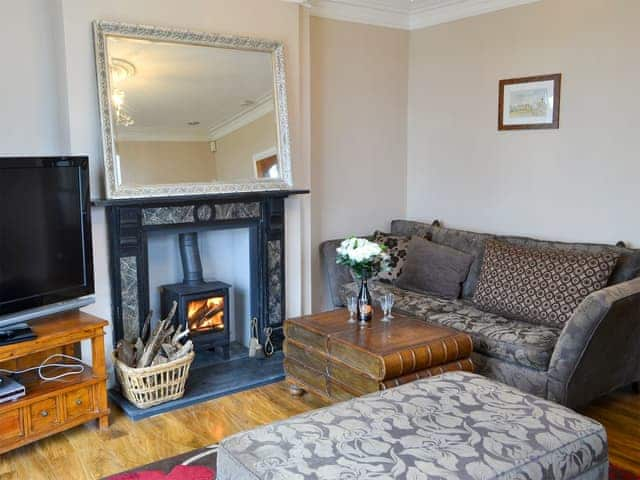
top-left (0, 310), bottom-right (109, 454)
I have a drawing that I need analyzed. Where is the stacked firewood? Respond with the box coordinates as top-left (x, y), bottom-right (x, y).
top-left (114, 301), bottom-right (194, 368)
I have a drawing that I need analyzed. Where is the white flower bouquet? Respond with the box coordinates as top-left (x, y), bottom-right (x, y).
top-left (336, 237), bottom-right (389, 279)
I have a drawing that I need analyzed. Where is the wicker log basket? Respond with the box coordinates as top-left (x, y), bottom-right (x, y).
top-left (113, 351), bottom-right (194, 409)
top-left (112, 302), bottom-right (195, 409)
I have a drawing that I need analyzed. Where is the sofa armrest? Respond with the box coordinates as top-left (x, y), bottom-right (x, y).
top-left (319, 238), bottom-right (353, 308)
top-left (548, 277), bottom-right (640, 407)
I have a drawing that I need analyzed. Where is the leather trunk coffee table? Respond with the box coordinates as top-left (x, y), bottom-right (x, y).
top-left (283, 309), bottom-right (474, 401)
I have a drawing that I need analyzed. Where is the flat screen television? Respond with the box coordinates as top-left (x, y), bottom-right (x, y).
top-left (0, 156), bottom-right (94, 327)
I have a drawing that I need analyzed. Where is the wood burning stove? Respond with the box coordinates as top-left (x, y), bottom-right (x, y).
top-left (161, 233), bottom-right (231, 357)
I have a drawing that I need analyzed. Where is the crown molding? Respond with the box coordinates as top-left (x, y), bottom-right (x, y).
top-left (115, 127), bottom-right (210, 142)
top-left (282, 0), bottom-right (312, 6)
top-left (308, 0), bottom-right (411, 29)
top-left (410, 0), bottom-right (541, 30)
top-left (209, 94), bottom-right (275, 141)
top-left (301, 0), bottom-right (541, 31)
top-left (114, 94), bottom-right (275, 143)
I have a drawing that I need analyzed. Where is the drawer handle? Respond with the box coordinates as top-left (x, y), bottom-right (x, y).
top-left (75, 399), bottom-right (83, 406)
top-left (40, 410), bottom-right (49, 418)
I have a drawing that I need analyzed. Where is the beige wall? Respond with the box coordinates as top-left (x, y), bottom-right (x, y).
top-left (215, 113), bottom-right (278, 181)
top-left (310, 17), bottom-right (409, 311)
top-left (117, 141), bottom-right (216, 185)
top-left (0, 0), bottom-right (68, 154)
top-left (407, 0), bottom-right (640, 246)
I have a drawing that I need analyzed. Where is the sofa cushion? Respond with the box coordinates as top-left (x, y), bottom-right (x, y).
top-left (500, 234), bottom-right (640, 286)
top-left (396, 236), bottom-right (473, 299)
top-left (473, 240), bottom-right (619, 327)
top-left (373, 231), bottom-right (410, 283)
top-left (391, 220), bottom-right (495, 298)
top-left (341, 281), bottom-right (561, 371)
top-left (217, 372), bottom-right (608, 480)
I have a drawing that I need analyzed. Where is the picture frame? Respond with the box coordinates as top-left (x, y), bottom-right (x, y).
top-left (498, 74), bottom-right (561, 130)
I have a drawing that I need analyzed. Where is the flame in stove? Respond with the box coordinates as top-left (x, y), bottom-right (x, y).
top-left (187, 296), bottom-right (225, 333)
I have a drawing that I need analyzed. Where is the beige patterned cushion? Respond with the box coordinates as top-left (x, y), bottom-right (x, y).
top-left (473, 240), bottom-right (619, 327)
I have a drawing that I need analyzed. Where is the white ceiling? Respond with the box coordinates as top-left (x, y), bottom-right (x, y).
top-left (289, 0), bottom-right (541, 30)
top-left (108, 36), bottom-right (275, 141)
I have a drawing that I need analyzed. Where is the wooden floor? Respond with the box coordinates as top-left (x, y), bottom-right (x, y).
top-left (0, 382), bottom-right (637, 479)
top-left (580, 386), bottom-right (640, 476)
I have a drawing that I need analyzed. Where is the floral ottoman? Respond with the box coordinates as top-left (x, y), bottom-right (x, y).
top-left (217, 372), bottom-right (607, 480)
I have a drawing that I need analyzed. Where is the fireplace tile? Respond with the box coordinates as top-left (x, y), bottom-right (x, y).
top-left (215, 202), bottom-right (260, 219)
top-left (120, 256), bottom-right (139, 342)
top-left (142, 206), bottom-right (195, 226)
top-left (267, 240), bottom-right (282, 325)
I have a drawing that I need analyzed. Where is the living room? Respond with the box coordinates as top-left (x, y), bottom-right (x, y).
top-left (0, 0), bottom-right (638, 478)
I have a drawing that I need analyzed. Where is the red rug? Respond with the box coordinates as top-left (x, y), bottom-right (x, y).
top-left (105, 445), bottom-right (217, 480)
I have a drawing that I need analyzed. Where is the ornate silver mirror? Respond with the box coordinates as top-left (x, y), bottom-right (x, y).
top-left (93, 20), bottom-right (292, 199)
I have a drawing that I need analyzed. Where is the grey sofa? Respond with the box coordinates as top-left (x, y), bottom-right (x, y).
top-left (320, 219), bottom-right (640, 408)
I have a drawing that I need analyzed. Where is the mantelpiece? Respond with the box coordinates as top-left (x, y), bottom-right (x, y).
top-left (93, 190), bottom-right (309, 350)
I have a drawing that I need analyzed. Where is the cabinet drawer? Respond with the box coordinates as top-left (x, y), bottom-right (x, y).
top-left (65, 387), bottom-right (93, 419)
top-left (0, 408), bottom-right (24, 443)
top-left (30, 397), bottom-right (60, 433)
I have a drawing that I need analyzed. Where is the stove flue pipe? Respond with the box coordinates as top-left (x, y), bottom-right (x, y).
top-left (178, 232), bottom-right (204, 285)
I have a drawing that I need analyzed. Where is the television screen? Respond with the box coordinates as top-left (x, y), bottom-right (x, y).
top-left (0, 157), bottom-right (94, 316)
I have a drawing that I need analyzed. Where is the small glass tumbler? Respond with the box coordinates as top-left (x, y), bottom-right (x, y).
top-left (347, 296), bottom-right (358, 324)
top-left (379, 296), bottom-right (390, 322)
top-left (385, 293), bottom-right (395, 319)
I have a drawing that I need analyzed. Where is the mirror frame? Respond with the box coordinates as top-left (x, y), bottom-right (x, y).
top-left (93, 20), bottom-right (292, 199)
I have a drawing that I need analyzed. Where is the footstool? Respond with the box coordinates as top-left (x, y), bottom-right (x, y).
top-left (217, 372), bottom-right (608, 479)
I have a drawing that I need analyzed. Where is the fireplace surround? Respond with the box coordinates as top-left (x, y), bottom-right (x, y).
top-left (95, 190), bottom-right (308, 352)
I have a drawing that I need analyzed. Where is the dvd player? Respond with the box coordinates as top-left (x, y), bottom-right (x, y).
top-left (0, 376), bottom-right (26, 403)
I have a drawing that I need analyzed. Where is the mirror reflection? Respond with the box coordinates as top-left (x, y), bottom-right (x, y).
top-left (106, 36), bottom-right (280, 187)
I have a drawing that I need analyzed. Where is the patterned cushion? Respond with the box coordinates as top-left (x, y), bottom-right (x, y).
top-left (373, 231), bottom-right (410, 283)
top-left (217, 372), bottom-right (608, 480)
top-left (473, 240), bottom-right (619, 327)
top-left (341, 282), bottom-right (561, 371)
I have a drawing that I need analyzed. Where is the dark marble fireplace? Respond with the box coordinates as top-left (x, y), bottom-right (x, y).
top-left (95, 190), bottom-right (308, 352)
top-left (97, 190), bottom-right (308, 420)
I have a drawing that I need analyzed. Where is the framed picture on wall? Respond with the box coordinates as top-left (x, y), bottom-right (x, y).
top-left (498, 74), bottom-right (561, 130)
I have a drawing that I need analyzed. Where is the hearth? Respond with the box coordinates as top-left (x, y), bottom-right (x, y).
top-left (160, 233), bottom-right (231, 357)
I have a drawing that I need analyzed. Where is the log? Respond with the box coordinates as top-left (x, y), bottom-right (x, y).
top-left (134, 338), bottom-right (145, 364)
top-left (136, 302), bottom-right (178, 368)
top-left (171, 324), bottom-right (190, 344)
top-left (188, 302), bottom-right (210, 325)
top-left (190, 304), bottom-right (224, 330)
top-left (161, 343), bottom-right (178, 358)
top-left (115, 340), bottom-right (135, 367)
top-left (140, 311), bottom-right (153, 344)
top-left (164, 301), bottom-right (178, 324)
top-left (136, 320), bottom-right (164, 368)
top-left (168, 340), bottom-right (193, 361)
top-left (151, 354), bottom-right (168, 366)
top-left (204, 304), bottom-right (224, 321)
